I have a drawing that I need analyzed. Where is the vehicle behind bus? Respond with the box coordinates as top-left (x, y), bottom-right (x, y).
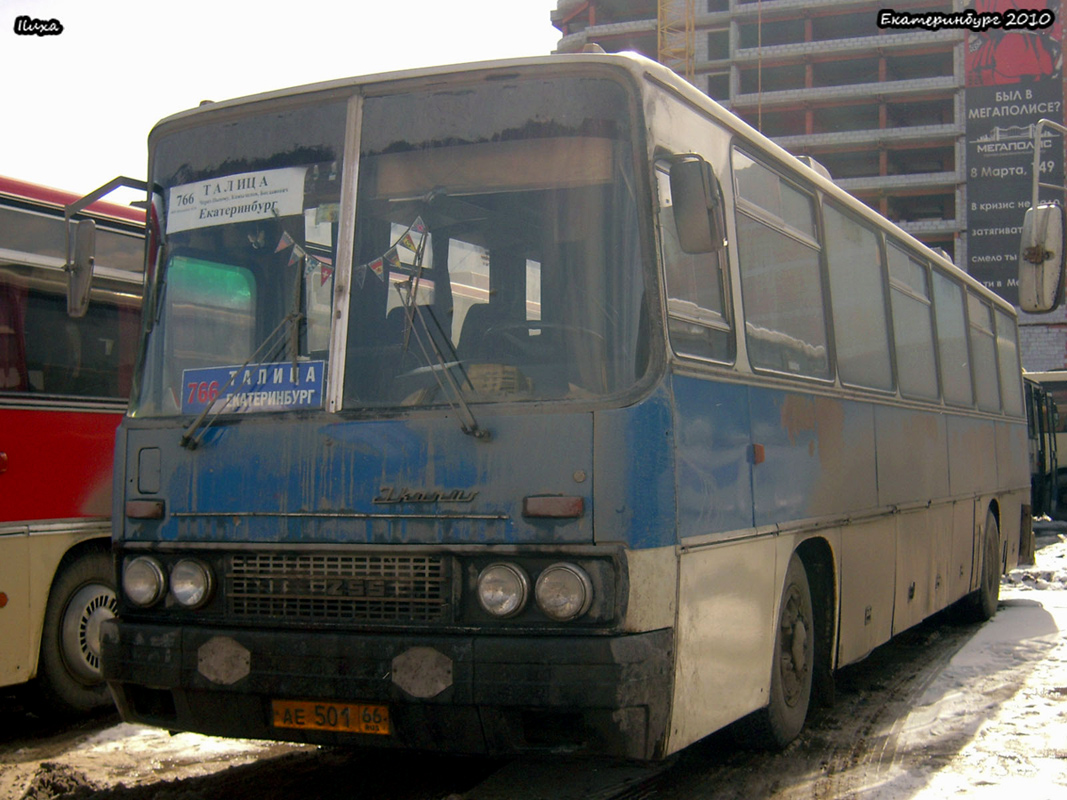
top-left (1024, 372), bottom-right (1067, 517)
top-left (100, 53), bottom-right (1028, 760)
top-left (0, 176), bottom-right (144, 712)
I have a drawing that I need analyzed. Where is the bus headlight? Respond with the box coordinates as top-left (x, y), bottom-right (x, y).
top-left (170, 559), bottom-right (214, 608)
top-left (477, 563), bottom-right (529, 618)
top-left (535, 563), bottom-right (593, 621)
top-left (123, 556), bottom-right (166, 607)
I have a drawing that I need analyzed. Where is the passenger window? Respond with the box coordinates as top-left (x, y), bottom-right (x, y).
top-left (733, 151), bottom-right (815, 238)
top-left (887, 245), bottom-right (938, 400)
top-left (823, 202), bottom-right (892, 390)
top-left (931, 271), bottom-right (972, 407)
top-left (733, 149), bottom-right (828, 379)
top-left (656, 165), bottom-right (733, 363)
top-left (994, 308), bottom-right (1024, 417)
top-left (1, 267), bottom-right (139, 399)
top-left (968, 293), bottom-right (1000, 412)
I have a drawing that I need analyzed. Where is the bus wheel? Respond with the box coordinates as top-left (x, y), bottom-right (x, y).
top-left (736, 553), bottom-right (814, 749)
top-left (38, 550), bottom-right (118, 714)
top-left (962, 509), bottom-right (1001, 623)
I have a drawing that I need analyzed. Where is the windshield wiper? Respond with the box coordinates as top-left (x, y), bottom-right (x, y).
top-left (391, 215), bottom-right (487, 440)
top-left (393, 281), bottom-right (488, 441)
top-left (181, 240), bottom-right (308, 449)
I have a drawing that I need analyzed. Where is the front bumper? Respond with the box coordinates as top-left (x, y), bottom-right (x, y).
top-left (100, 620), bottom-right (673, 760)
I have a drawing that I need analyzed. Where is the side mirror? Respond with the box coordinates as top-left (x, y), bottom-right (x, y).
top-left (1019, 203), bottom-right (1067, 313)
top-left (669, 157), bottom-right (723, 254)
top-left (66, 219), bottom-right (96, 319)
top-left (63, 175), bottom-right (148, 319)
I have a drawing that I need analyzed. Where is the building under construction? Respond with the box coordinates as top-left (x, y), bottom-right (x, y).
top-left (551, 0), bottom-right (1067, 369)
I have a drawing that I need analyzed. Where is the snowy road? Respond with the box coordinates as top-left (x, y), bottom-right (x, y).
top-left (2, 535), bottom-right (1065, 800)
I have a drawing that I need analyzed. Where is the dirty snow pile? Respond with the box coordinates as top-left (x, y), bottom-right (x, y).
top-left (1005, 532), bottom-right (1067, 591)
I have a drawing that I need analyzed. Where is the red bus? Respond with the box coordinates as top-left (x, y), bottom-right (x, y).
top-left (0, 175), bottom-right (144, 712)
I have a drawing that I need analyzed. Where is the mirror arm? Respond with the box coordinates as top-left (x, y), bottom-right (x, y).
top-left (63, 176), bottom-right (147, 318)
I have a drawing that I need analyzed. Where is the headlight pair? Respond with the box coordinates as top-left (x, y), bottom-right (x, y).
top-left (476, 562), bottom-right (593, 622)
top-left (123, 556), bottom-right (214, 609)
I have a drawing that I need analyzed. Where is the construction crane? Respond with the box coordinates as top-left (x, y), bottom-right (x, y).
top-left (657, 0), bottom-right (695, 84)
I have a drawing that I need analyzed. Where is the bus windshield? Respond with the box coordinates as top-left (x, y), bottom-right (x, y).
top-left (132, 100), bottom-right (348, 417)
top-left (130, 76), bottom-right (647, 417)
top-left (346, 77), bottom-right (645, 407)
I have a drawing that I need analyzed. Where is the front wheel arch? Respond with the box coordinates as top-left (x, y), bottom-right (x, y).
top-left (734, 551), bottom-right (816, 749)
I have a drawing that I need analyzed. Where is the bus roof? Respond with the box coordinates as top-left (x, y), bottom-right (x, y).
top-left (0, 175), bottom-right (145, 226)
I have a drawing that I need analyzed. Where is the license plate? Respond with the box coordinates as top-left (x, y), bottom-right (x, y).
top-left (271, 699), bottom-right (390, 735)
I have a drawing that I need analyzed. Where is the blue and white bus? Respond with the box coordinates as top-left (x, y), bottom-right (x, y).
top-left (99, 52), bottom-right (1029, 760)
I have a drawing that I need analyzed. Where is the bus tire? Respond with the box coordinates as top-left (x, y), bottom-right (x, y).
top-left (736, 553), bottom-right (814, 749)
top-left (37, 550), bottom-right (118, 714)
top-left (962, 509), bottom-right (1001, 623)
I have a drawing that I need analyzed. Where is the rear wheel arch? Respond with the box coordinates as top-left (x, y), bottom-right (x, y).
top-left (37, 539), bottom-right (117, 714)
top-left (795, 538), bottom-right (837, 707)
top-left (959, 503), bottom-right (1002, 623)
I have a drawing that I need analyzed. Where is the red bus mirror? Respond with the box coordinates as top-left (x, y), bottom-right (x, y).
top-left (67, 219), bottom-right (96, 319)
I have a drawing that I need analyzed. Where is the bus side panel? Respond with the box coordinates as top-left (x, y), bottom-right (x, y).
top-left (956, 500), bottom-right (981, 597)
top-left (669, 375), bottom-right (753, 537)
top-left (893, 509), bottom-right (937, 634)
top-left (995, 420), bottom-right (1030, 567)
top-left (0, 528), bottom-right (105, 688)
top-left (0, 408), bottom-right (122, 524)
top-left (837, 516), bottom-right (897, 666)
top-left (995, 422), bottom-right (1029, 495)
top-left (874, 406), bottom-right (949, 506)
top-left (749, 389), bottom-right (878, 525)
top-left (946, 415), bottom-right (998, 497)
top-left (593, 384), bottom-right (679, 550)
top-left (0, 533), bottom-right (30, 686)
top-left (929, 503), bottom-right (956, 610)
top-left (669, 536), bottom-right (777, 753)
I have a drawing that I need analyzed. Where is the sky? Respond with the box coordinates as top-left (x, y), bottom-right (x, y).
top-left (0, 0), bottom-right (563, 204)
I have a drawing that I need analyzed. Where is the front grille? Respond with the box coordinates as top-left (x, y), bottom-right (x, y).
top-left (227, 553), bottom-right (451, 624)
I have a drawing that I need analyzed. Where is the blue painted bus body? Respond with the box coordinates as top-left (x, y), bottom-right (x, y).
top-left (120, 383), bottom-right (679, 551)
top-left (122, 373), bottom-right (1024, 550)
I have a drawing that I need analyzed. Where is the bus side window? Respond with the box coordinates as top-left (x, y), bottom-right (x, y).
top-left (994, 308), bottom-right (1024, 417)
top-left (968, 293), bottom-right (1000, 412)
top-left (656, 162), bottom-right (733, 363)
top-left (887, 244), bottom-right (938, 400)
top-left (1, 270), bottom-right (134, 400)
top-left (0, 276), bottom-right (29, 391)
top-left (931, 270), bottom-right (973, 407)
top-left (823, 201), bottom-right (892, 391)
top-left (732, 149), bottom-right (829, 379)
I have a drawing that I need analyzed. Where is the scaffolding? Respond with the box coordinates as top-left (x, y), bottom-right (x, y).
top-left (657, 0), bottom-right (694, 83)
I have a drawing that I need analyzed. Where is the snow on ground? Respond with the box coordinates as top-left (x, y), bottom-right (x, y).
top-left (867, 531), bottom-right (1067, 799)
top-left (62, 724), bottom-right (308, 784)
